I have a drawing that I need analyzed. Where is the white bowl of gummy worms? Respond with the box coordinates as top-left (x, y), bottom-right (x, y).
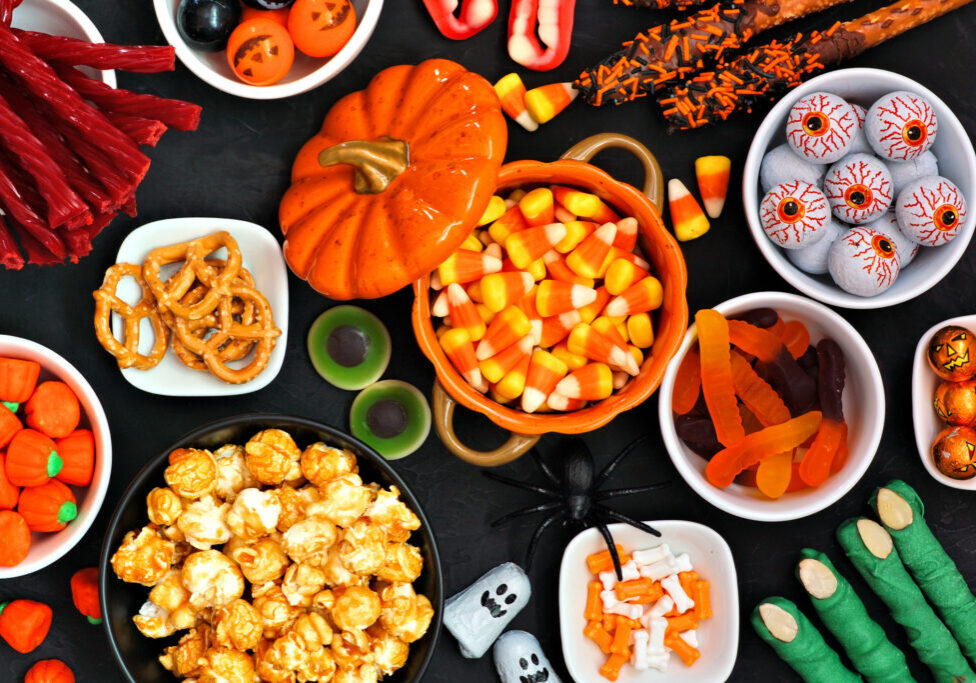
top-left (743, 68), bottom-right (976, 309)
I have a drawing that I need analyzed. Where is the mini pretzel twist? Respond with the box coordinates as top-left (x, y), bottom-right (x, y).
top-left (93, 263), bottom-right (169, 370)
top-left (143, 231), bottom-right (244, 320)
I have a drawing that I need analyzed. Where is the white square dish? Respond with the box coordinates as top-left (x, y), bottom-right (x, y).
top-left (559, 521), bottom-right (739, 683)
top-left (111, 217), bottom-right (288, 396)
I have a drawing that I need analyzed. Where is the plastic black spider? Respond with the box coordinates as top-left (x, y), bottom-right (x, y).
top-left (483, 435), bottom-right (667, 580)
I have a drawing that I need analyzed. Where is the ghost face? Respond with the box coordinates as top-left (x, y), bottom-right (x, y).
top-left (444, 562), bottom-right (532, 659)
top-left (493, 631), bottom-right (562, 683)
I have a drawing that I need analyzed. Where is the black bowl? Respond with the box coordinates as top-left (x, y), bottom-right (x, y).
top-left (98, 413), bottom-right (443, 683)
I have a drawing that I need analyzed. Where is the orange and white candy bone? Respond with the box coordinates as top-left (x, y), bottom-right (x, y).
top-left (93, 262), bottom-right (169, 370)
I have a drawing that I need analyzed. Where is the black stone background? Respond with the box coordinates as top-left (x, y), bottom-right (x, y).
top-left (1, 0), bottom-right (976, 680)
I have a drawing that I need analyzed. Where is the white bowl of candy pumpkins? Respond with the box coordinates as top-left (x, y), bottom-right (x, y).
top-left (743, 68), bottom-right (976, 309)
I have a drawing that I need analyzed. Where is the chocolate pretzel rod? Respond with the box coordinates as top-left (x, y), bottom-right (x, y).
top-left (577, 0), bottom-right (849, 107)
top-left (657, 0), bottom-right (974, 131)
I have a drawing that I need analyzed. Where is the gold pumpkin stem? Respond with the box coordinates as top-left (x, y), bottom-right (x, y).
top-left (317, 137), bottom-right (410, 194)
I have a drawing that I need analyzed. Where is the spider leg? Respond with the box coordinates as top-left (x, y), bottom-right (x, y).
top-left (482, 470), bottom-right (559, 497)
top-left (596, 482), bottom-right (669, 500)
top-left (490, 501), bottom-right (562, 528)
top-left (594, 433), bottom-right (655, 487)
top-left (525, 510), bottom-right (565, 569)
top-left (530, 448), bottom-right (561, 486)
top-left (596, 522), bottom-right (624, 580)
top-left (595, 504), bottom-right (662, 537)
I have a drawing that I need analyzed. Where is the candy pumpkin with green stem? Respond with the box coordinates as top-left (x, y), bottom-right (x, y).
top-left (280, 59), bottom-right (507, 300)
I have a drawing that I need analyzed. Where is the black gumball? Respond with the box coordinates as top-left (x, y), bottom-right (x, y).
top-left (177, 0), bottom-right (241, 51)
top-left (240, 0), bottom-right (296, 9)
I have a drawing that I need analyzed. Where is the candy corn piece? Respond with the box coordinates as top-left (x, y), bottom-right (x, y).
top-left (508, 188), bottom-right (526, 203)
top-left (543, 250), bottom-right (594, 288)
top-left (592, 316), bottom-right (629, 350)
top-left (478, 195), bottom-right (507, 226)
top-left (477, 305), bottom-right (533, 360)
top-left (430, 270), bottom-right (443, 290)
top-left (556, 220), bottom-right (597, 253)
top-left (440, 328), bottom-right (483, 388)
top-left (446, 284), bottom-right (486, 341)
top-left (568, 323), bottom-right (639, 376)
top-left (546, 392), bottom-right (587, 411)
top-left (484, 242), bottom-right (503, 259)
top-left (612, 371), bottom-right (628, 390)
top-left (431, 289), bottom-right (449, 317)
top-left (553, 185), bottom-right (619, 224)
top-left (578, 286), bottom-right (611, 324)
top-left (476, 303), bottom-right (495, 325)
top-left (467, 279), bottom-right (483, 302)
top-left (613, 217), bottom-right (639, 252)
top-left (554, 204), bottom-right (575, 223)
top-left (438, 249), bottom-right (502, 285)
top-left (494, 354), bottom-right (530, 400)
top-left (611, 247), bottom-right (650, 271)
top-left (540, 309), bottom-right (582, 348)
top-left (516, 288), bottom-right (540, 319)
top-left (480, 334), bottom-right (534, 384)
top-left (505, 223), bottom-right (565, 269)
top-left (518, 188), bottom-right (555, 227)
top-left (627, 312), bottom-right (654, 348)
top-left (461, 233), bottom-right (483, 251)
top-left (555, 362), bottom-right (613, 400)
top-left (604, 258), bottom-right (649, 296)
top-left (481, 271), bottom-right (534, 313)
top-left (522, 349), bottom-right (569, 413)
top-left (493, 73), bottom-right (538, 132)
top-left (490, 387), bottom-right (514, 404)
top-left (567, 223), bottom-right (616, 279)
top-left (695, 155), bottom-right (731, 219)
top-left (536, 280), bottom-right (597, 317)
top-left (524, 82), bottom-right (578, 125)
top-left (605, 276), bottom-right (663, 317)
top-left (668, 178), bottom-right (710, 241)
top-left (551, 341), bottom-right (588, 371)
top-left (489, 204), bottom-right (528, 244)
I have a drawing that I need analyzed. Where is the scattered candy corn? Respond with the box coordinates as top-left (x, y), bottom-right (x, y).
top-left (668, 178), bottom-right (710, 242)
top-left (605, 276), bottom-right (663, 317)
top-left (522, 349), bottom-right (569, 413)
top-left (567, 223), bottom-right (616, 279)
top-left (446, 284), bottom-right (486, 341)
top-left (592, 316), bottom-right (629, 350)
top-left (493, 73), bottom-right (538, 132)
top-left (627, 312), bottom-right (654, 349)
top-left (536, 280), bottom-right (597, 317)
top-left (554, 204), bottom-right (575, 223)
top-left (505, 223), bottom-right (565, 269)
top-left (489, 204), bottom-right (529, 244)
top-left (546, 392), bottom-right (586, 411)
top-left (481, 271), bottom-right (535, 313)
top-left (461, 233), bottom-right (483, 251)
top-left (495, 354), bottom-right (530, 400)
top-left (568, 323), bottom-right (638, 376)
top-left (525, 82), bottom-right (578, 124)
top-left (518, 188), bottom-right (555, 227)
top-left (543, 250), bottom-right (594, 288)
top-left (480, 334), bottom-right (534, 384)
top-left (552, 341), bottom-right (588, 371)
top-left (540, 309), bottom-right (582, 348)
top-left (431, 289), bottom-right (449, 317)
top-left (613, 216), bottom-right (639, 252)
top-left (477, 305), bottom-right (533, 361)
top-left (555, 220), bottom-right (597, 253)
top-left (555, 362), bottom-right (613, 400)
top-left (695, 156), bottom-right (731, 219)
top-left (578, 286), bottom-right (611, 324)
top-left (440, 328), bottom-right (483, 389)
top-left (604, 258), bottom-right (649, 296)
top-left (478, 195), bottom-right (508, 226)
top-left (438, 249), bottom-right (502, 285)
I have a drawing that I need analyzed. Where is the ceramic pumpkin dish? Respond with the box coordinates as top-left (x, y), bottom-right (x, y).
top-left (279, 59), bottom-right (508, 300)
top-left (412, 134), bottom-right (689, 466)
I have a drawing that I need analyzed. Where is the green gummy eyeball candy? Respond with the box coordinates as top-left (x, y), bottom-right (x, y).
top-left (308, 306), bottom-right (391, 390)
top-left (350, 380), bottom-right (431, 460)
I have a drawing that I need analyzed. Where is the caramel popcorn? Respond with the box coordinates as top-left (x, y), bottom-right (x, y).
top-left (113, 428), bottom-right (432, 682)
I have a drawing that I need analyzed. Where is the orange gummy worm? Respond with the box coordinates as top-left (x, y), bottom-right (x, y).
top-left (780, 320), bottom-right (810, 360)
top-left (729, 351), bottom-right (790, 427)
top-left (727, 319), bottom-right (783, 362)
top-left (706, 411), bottom-right (822, 487)
top-left (798, 418), bottom-right (846, 487)
top-left (756, 449), bottom-right (793, 498)
top-left (831, 422), bottom-right (849, 473)
top-left (671, 348), bottom-right (701, 415)
top-left (695, 310), bottom-right (744, 447)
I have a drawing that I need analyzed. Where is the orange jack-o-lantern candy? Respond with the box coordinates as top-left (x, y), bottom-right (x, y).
top-left (226, 17), bottom-right (295, 86)
top-left (928, 325), bottom-right (976, 382)
top-left (934, 380), bottom-right (976, 427)
top-left (288, 0), bottom-right (357, 58)
top-left (932, 425), bottom-right (976, 480)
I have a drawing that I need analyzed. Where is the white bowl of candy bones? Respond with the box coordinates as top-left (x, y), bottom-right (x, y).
top-left (743, 68), bottom-right (976, 309)
top-left (558, 521), bottom-right (738, 682)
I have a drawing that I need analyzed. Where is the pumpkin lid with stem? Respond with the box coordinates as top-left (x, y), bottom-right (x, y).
top-left (280, 59), bottom-right (508, 300)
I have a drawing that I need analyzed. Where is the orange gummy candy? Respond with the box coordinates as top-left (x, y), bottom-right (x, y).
top-left (798, 418), bottom-right (847, 487)
top-left (727, 319), bottom-right (783, 363)
top-left (695, 310), bottom-right (745, 448)
top-left (729, 352), bottom-right (790, 427)
top-left (671, 349), bottom-right (701, 415)
top-left (780, 320), bottom-right (811, 360)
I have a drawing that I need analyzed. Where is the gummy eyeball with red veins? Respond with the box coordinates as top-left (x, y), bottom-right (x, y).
top-left (866, 91), bottom-right (938, 161)
top-left (786, 92), bottom-right (857, 164)
top-left (896, 175), bottom-right (967, 247)
top-left (760, 180), bottom-right (831, 249)
top-left (823, 153), bottom-right (894, 224)
top-left (760, 143), bottom-right (825, 192)
top-left (866, 209), bottom-right (919, 267)
top-left (888, 150), bottom-right (939, 195)
top-left (828, 225), bottom-right (901, 297)
top-left (787, 219), bottom-right (846, 275)
top-left (848, 104), bottom-right (873, 155)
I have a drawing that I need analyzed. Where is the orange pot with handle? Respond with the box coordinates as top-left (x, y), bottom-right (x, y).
top-left (412, 133), bottom-right (689, 467)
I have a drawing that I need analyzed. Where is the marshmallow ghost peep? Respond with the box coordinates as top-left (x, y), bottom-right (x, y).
top-left (444, 562), bottom-right (531, 658)
top-left (494, 630), bottom-right (561, 683)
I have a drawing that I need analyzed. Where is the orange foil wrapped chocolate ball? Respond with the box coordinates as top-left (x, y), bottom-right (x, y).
top-left (933, 380), bottom-right (976, 426)
top-left (932, 425), bottom-right (976, 480)
top-left (928, 326), bottom-right (976, 381)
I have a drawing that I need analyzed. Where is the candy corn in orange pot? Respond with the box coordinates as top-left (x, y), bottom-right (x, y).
top-left (413, 134), bottom-right (689, 466)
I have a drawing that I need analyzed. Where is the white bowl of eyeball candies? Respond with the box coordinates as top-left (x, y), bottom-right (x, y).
top-left (743, 68), bottom-right (976, 309)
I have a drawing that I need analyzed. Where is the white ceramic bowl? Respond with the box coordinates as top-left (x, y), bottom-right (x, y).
top-left (743, 68), bottom-right (976, 309)
top-left (11, 0), bottom-right (115, 86)
top-left (658, 292), bottom-right (884, 522)
top-left (112, 217), bottom-right (289, 396)
top-left (559, 521), bottom-right (738, 683)
top-left (0, 335), bottom-right (112, 579)
top-left (153, 0), bottom-right (382, 99)
top-left (911, 315), bottom-right (976, 491)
